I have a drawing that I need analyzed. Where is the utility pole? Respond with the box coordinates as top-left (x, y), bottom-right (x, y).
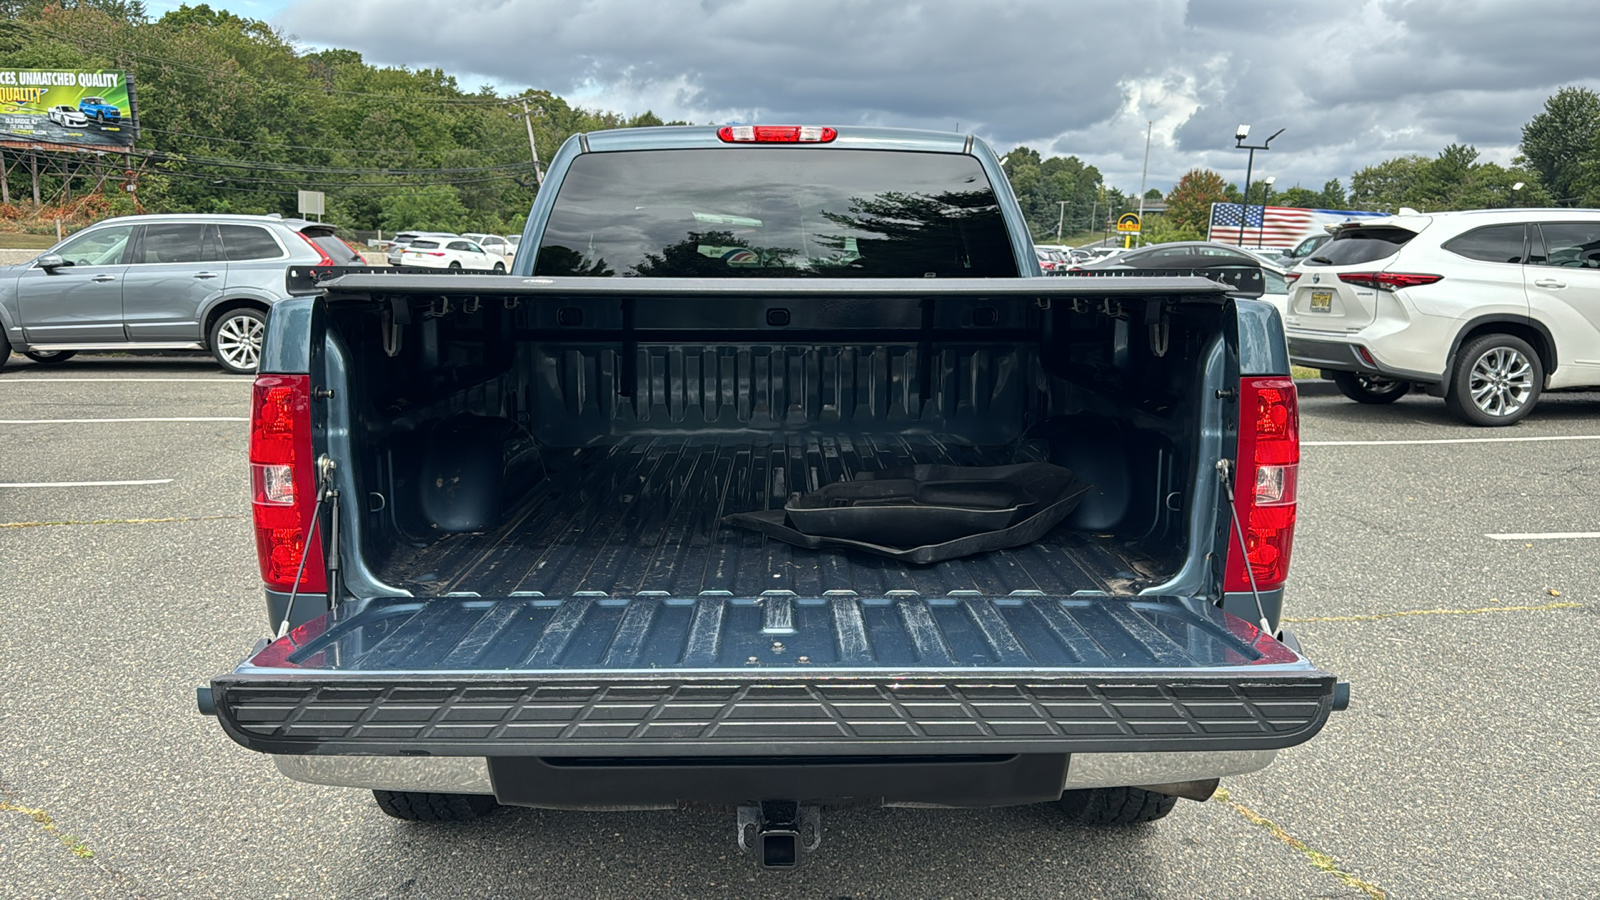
top-left (1056, 201), bottom-right (1068, 241)
top-left (1136, 120), bottom-right (1152, 247)
top-left (512, 99), bottom-right (545, 187)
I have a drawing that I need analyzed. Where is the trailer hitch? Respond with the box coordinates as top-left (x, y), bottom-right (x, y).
top-left (737, 801), bottom-right (821, 869)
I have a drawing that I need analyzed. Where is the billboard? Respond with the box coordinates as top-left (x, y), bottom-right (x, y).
top-left (0, 69), bottom-right (138, 150)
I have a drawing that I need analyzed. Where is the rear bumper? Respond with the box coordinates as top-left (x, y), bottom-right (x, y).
top-left (210, 594), bottom-right (1337, 759)
top-left (273, 748), bottom-right (1281, 805)
top-left (1288, 335), bottom-right (1437, 383)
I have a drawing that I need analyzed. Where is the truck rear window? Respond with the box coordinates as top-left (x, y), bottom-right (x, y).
top-left (1301, 226), bottom-right (1418, 267)
top-left (533, 149), bottom-right (1019, 278)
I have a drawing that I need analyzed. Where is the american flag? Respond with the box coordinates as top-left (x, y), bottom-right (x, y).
top-left (1207, 203), bottom-right (1317, 249)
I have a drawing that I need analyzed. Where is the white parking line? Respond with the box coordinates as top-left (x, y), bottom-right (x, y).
top-left (1486, 531), bottom-right (1600, 541)
top-left (0, 479), bottom-right (174, 488)
top-left (1305, 434), bottom-right (1600, 447)
top-left (1, 378), bottom-right (247, 383)
top-left (0, 417), bottom-right (247, 424)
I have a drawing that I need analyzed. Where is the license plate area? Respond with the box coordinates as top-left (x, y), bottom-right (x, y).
top-left (1309, 290), bottom-right (1333, 313)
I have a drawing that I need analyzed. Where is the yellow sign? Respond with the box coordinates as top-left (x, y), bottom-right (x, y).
top-left (1116, 213), bottom-right (1141, 233)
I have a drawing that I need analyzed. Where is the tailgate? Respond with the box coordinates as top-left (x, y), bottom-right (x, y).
top-left (211, 593), bottom-right (1335, 757)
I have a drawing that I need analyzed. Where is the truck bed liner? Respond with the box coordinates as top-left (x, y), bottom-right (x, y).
top-left (381, 434), bottom-right (1162, 598)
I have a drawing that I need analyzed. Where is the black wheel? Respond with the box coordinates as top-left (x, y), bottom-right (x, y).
top-left (1055, 786), bottom-right (1178, 825)
top-left (208, 307), bottom-right (268, 375)
top-left (448, 261), bottom-right (462, 271)
top-left (1444, 333), bottom-right (1543, 427)
top-left (492, 262), bottom-right (505, 274)
top-left (1331, 370), bottom-right (1410, 404)
top-left (0, 327), bottom-right (11, 370)
top-left (23, 349), bottom-right (76, 365)
top-left (372, 790), bottom-right (498, 822)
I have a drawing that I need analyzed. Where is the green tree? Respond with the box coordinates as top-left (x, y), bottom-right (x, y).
top-left (1164, 169), bottom-right (1228, 236)
top-left (1520, 86), bottom-right (1600, 204)
top-left (380, 186), bottom-right (468, 233)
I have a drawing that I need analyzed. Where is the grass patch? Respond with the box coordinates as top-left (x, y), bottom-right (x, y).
top-left (1213, 787), bottom-right (1384, 899)
top-left (0, 800), bottom-right (94, 859)
top-left (0, 232), bottom-right (58, 250)
top-left (1291, 365), bottom-right (1323, 381)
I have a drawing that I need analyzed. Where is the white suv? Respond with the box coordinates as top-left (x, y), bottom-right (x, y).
top-left (1286, 209), bottom-right (1600, 425)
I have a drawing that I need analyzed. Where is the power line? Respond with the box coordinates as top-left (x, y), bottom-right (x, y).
top-left (133, 124), bottom-right (516, 158)
top-left (134, 149), bottom-right (540, 176)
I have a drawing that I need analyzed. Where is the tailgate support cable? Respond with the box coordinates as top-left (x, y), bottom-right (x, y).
top-left (275, 457), bottom-right (340, 643)
top-left (1216, 458), bottom-right (1271, 635)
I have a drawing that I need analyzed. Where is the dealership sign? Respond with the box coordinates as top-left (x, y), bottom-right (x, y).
top-left (0, 69), bottom-right (139, 149)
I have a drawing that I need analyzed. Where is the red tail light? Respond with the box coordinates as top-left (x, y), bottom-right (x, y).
top-left (295, 232), bottom-right (335, 268)
top-left (1284, 272), bottom-right (1301, 282)
top-left (1225, 377), bottom-right (1299, 593)
top-left (717, 125), bottom-right (837, 143)
top-left (250, 374), bottom-right (326, 592)
top-left (1337, 272), bottom-right (1441, 290)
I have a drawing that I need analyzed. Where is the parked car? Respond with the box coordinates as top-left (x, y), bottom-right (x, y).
top-left (464, 232), bottom-right (515, 259)
top-left (46, 105), bottom-right (88, 127)
top-left (1286, 209), bottom-right (1600, 424)
top-left (1276, 232), bottom-right (1332, 267)
top-left (204, 124), bottom-right (1341, 868)
top-left (503, 233), bottom-right (521, 261)
top-left (385, 231), bottom-right (457, 266)
top-left (0, 214), bottom-right (335, 374)
top-left (400, 237), bottom-right (506, 272)
top-left (78, 97), bottom-right (121, 125)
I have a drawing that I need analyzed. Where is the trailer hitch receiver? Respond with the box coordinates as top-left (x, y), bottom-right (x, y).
top-left (737, 801), bottom-right (821, 869)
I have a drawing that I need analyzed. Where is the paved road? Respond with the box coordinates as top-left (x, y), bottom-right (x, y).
top-left (1, 357), bottom-right (1595, 899)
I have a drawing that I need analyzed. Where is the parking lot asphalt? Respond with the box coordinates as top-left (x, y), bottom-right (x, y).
top-left (1, 357), bottom-right (1595, 899)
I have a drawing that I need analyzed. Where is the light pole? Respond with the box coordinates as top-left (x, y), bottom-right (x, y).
top-left (1510, 181), bottom-right (1525, 207)
top-left (1056, 200), bottom-right (1068, 242)
top-left (1233, 124), bottom-right (1284, 245)
top-left (1136, 120), bottom-right (1152, 247)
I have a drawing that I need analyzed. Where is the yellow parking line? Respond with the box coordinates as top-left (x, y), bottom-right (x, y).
top-left (1212, 787), bottom-right (1385, 899)
top-left (1283, 601), bottom-right (1581, 623)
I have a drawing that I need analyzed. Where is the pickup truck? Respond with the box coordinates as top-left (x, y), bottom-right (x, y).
top-left (203, 124), bottom-right (1343, 868)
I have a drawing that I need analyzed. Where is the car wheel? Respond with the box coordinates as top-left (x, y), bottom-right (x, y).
top-left (492, 262), bottom-right (505, 274)
top-left (23, 350), bottom-right (77, 365)
top-left (1444, 333), bottom-right (1543, 427)
top-left (0, 328), bottom-right (11, 370)
top-left (1331, 370), bottom-right (1410, 404)
top-left (209, 308), bottom-right (268, 375)
top-left (96, 112), bottom-right (104, 125)
top-left (1055, 786), bottom-right (1178, 825)
top-left (372, 790), bottom-right (499, 822)
top-left (448, 261), bottom-right (462, 271)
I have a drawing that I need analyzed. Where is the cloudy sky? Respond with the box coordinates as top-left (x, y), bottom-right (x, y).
top-left (152, 0), bottom-right (1600, 194)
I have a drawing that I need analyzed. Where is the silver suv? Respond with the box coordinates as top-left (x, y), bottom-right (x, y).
top-left (0, 214), bottom-right (336, 374)
top-left (1287, 208), bottom-right (1600, 425)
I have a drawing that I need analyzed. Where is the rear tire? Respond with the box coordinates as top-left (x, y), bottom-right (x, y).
top-left (372, 790), bottom-right (499, 822)
top-left (23, 349), bottom-right (76, 365)
top-left (1331, 370), bottom-right (1409, 404)
top-left (209, 307), bottom-right (268, 375)
top-left (0, 328), bottom-right (11, 369)
top-left (492, 262), bottom-right (505, 274)
top-left (448, 261), bottom-right (462, 271)
top-left (1055, 786), bottom-right (1178, 825)
top-left (1444, 333), bottom-right (1542, 427)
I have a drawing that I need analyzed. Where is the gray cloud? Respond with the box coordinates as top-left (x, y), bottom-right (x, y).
top-left (277, 0), bottom-right (1600, 195)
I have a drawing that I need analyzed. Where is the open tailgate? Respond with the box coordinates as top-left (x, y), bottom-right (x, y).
top-left (210, 593), bottom-right (1335, 757)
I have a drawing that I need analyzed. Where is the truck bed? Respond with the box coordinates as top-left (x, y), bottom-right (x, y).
top-left (376, 433), bottom-right (1168, 599)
